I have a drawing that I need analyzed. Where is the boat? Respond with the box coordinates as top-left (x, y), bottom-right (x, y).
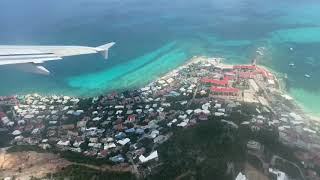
top-left (304, 74), bottom-right (311, 78)
top-left (289, 63), bottom-right (295, 67)
top-left (256, 50), bottom-right (264, 56)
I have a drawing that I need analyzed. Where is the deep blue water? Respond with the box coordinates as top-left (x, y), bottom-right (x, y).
top-left (0, 0), bottom-right (320, 115)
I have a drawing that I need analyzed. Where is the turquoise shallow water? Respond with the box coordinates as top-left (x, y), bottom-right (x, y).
top-left (0, 0), bottom-right (320, 116)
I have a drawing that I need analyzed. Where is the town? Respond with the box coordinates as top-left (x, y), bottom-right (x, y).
top-left (1, 56), bottom-right (320, 180)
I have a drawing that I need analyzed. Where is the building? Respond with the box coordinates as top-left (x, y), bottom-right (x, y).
top-left (235, 172), bottom-right (247, 180)
top-left (269, 168), bottom-right (289, 180)
top-left (210, 86), bottom-right (240, 96)
top-left (233, 64), bottom-right (256, 70)
top-left (201, 76), bottom-right (229, 87)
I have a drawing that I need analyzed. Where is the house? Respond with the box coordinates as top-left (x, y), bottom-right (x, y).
top-left (12, 130), bottom-right (22, 136)
top-left (84, 150), bottom-right (97, 157)
top-left (201, 76), bottom-right (229, 87)
top-left (214, 112), bottom-right (225, 117)
top-left (178, 114), bottom-right (187, 120)
top-left (127, 115), bottom-right (136, 122)
top-left (235, 172), bottom-right (247, 180)
top-left (88, 143), bottom-right (102, 149)
top-left (98, 150), bottom-right (108, 158)
top-left (269, 168), bottom-right (289, 180)
top-left (109, 154), bottom-right (125, 163)
top-left (149, 130), bottom-right (160, 138)
top-left (154, 135), bottom-right (169, 144)
top-left (66, 110), bottom-right (75, 115)
top-left (198, 113), bottom-right (208, 121)
top-left (107, 137), bottom-right (114, 142)
top-left (89, 137), bottom-right (98, 143)
top-left (31, 128), bottom-right (41, 135)
top-left (115, 132), bottom-right (126, 140)
top-left (157, 107), bottom-right (164, 113)
top-left (139, 151), bottom-right (158, 163)
top-left (63, 106), bottom-right (69, 111)
top-left (62, 124), bottom-right (75, 130)
top-left (73, 110), bottom-right (84, 116)
top-left (185, 110), bottom-right (193, 115)
top-left (104, 143), bottom-right (116, 149)
top-left (0, 112), bottom-right (5, 118)
top-left (177, 119), bottom-right (189, 127)
top-left (57, 140), bottom-right (70, 147)
top-left (115, 105), bottom-right (124, 109)
top-left (125, 128), bottom-right (135, 133)
top-left (77, 120), bottom-right (87, 128)
top-left (1, 117), bottom-right (10, 125)
top-left (73, 141), bottom-right (84, 148)
top-left (92, 117), bottom-right (101, 121)
top-left (135, 128), bottom-right (144, 135)
top-left (70, 147), bottom-right (82, 153)
top-left (126, 110), bottom-right (133, 115)
top-left (39, 143), bottom-right (51, 150)
top-left (210, 86), bottom-right (240, 96)
top-left (17, 120), bottom-right (25, 125)
top-left (117, 138), bottom-right (131, 146)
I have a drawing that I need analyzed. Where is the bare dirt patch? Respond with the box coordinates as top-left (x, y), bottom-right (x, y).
top-left (244, 162), bottom-right (270, 180)
top-left (0, 148), bottom-right (71, 180)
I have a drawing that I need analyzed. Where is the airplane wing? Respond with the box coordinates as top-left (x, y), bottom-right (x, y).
top-left (0, 42), bottom-right (115, 75)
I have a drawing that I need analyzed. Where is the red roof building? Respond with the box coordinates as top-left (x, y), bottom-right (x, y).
top-left (239, 72), bottom-right (256, 79)
top-left (211, 86), bottom-right (239, 93)
top-left (210, 86), bottom-right (240, 96)
top-left (116, 123), bottom-right (124, 131)
top-left (201, 76), bottom-right (229, 86)
top-left (98, 149), bottom-right (109, 158)
top-left (127, 114), bottom-right (136, 122)
top-left (0, 112), bottom-right (5, 118)
top-left (233, 65), bottom-right (256, 70)
top-left (0, 96), bottom-right (18, 105)
top-left (256, 67), bottom-right (273, 79)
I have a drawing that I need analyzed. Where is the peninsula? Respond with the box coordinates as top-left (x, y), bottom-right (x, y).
top-left (0, 56), bottom-right (319, 180)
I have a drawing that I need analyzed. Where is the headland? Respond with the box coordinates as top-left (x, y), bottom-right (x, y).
top-left (0, 56), bottom-right (319, 179)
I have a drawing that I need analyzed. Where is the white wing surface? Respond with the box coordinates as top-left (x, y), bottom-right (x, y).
top-left (0, 42), bottom-right (115, 74)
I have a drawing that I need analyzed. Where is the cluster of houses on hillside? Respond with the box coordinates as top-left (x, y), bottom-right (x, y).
top-left (1, 56), bottom-right (320, 178)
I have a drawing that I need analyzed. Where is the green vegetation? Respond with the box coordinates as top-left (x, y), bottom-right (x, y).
top-left (0, 131), bottom-right (12, 148)
top-left (147, 119), bottom-right (246, 180)
top-left (47, 165), bottom-right (136, 180)
top-left (6, 145), bottom-right (46, 153)
top-left (59, 151), bottom-right (115, 166)
top-left (77, 98), bottom-right (94, 111)
top-left (274, 158), bottom-right (302, 179)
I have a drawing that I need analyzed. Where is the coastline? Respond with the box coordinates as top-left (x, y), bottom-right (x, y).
top-left (179, 58), bottom-right (317, 119)
top-left (123, 54), bottom-right (320, 125)
top-left (6, 55), bottom-right (319, 123)
top-left (257, 64), bottom-right (320, 121)
top-left (152, 56), bottom-right (222, 83)
top-left (2, 55), bottom-right (320, 179)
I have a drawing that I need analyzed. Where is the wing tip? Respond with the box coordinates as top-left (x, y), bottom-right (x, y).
top-left (96, 42), bottom-right (116, 59)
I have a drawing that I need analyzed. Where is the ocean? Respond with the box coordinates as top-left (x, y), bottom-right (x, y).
top-left (0, 0), bottom-right (320, 116)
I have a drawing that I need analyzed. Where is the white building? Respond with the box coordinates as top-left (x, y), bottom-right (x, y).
top-left (235, 172), bottom-right (247, 180)
top-left (139, 151), bottom-right (158, 163)
top-left (269, 168), bottom-right (289, 180)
